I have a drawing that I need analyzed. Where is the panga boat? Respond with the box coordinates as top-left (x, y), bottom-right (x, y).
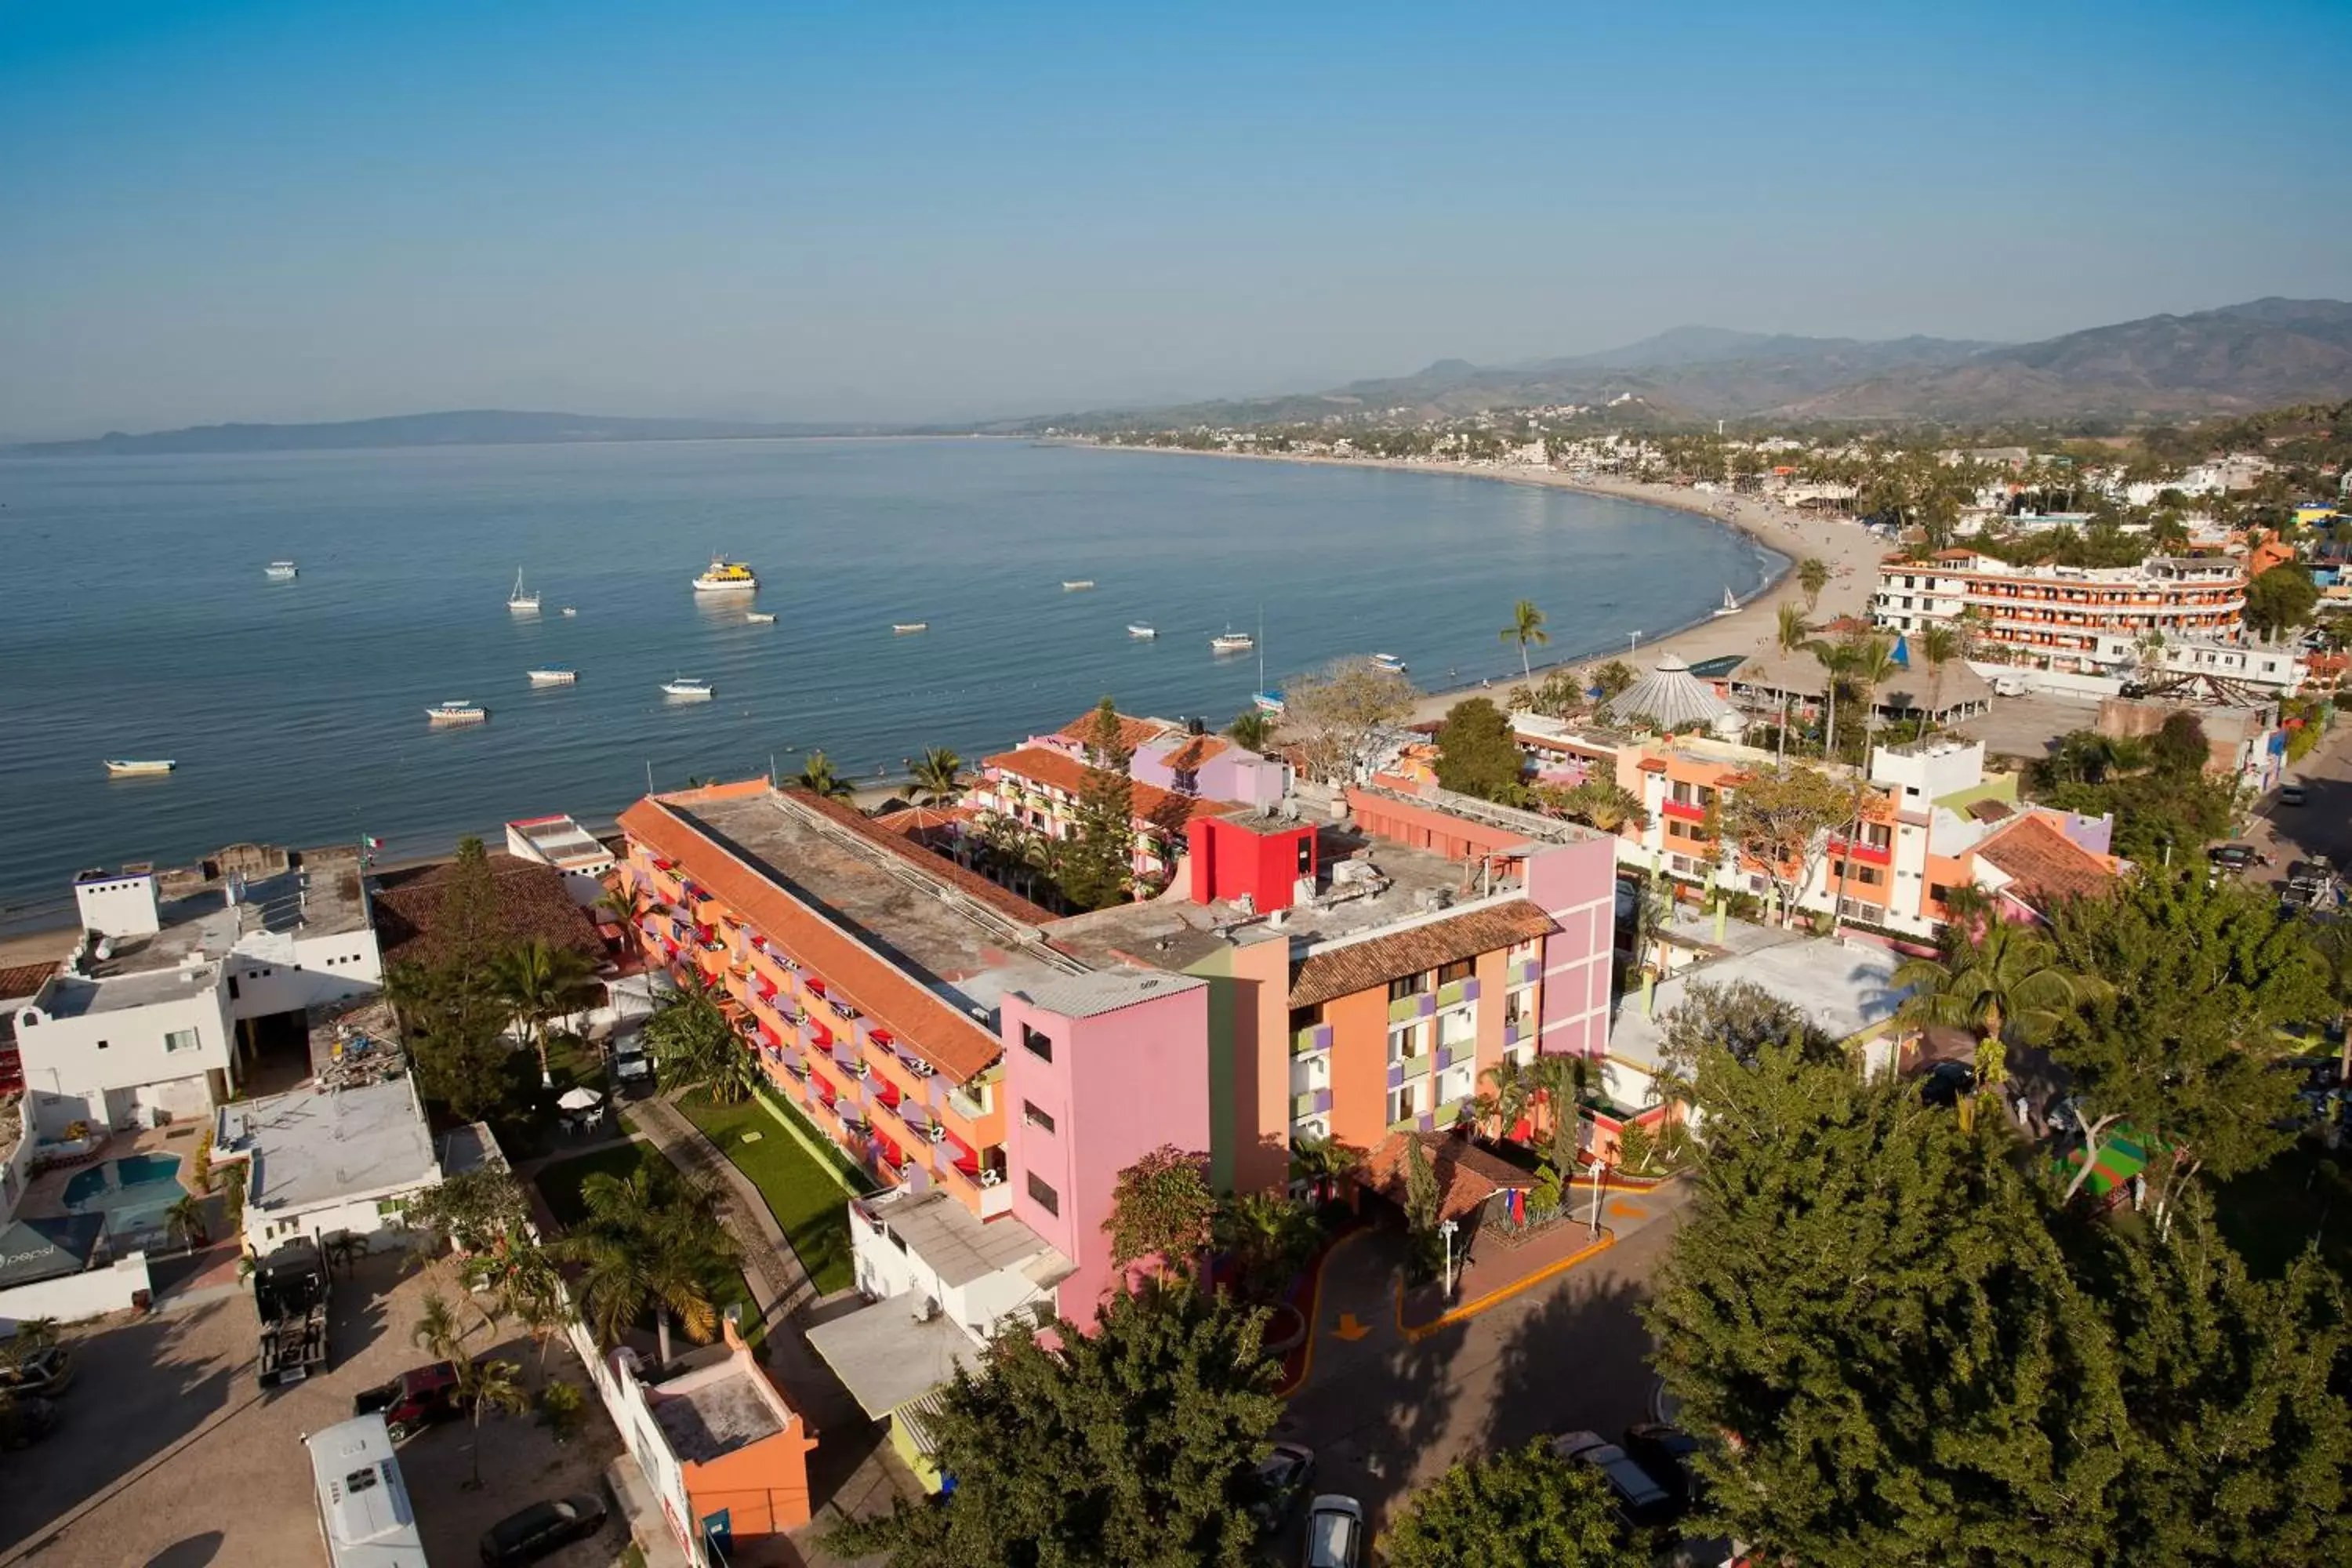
top-left (1210, 630), bottom-right (1254, 653)
top-left (1370, 652), bottom-right (1408, 674)
top-left (103, 760), bottom-right (176, 776)
top-left (693, 558), bottom-right (758, 592)
top-left (1062, 579), bottom-right (1095, 591)
top-left (507, 569), bottom-right (540, 612)
top-left (1252, 692), bottom-right (1285, 716)
top-left (426, 700), bottom-right (488, 725)
top-left (1127, 623), bottom-right (1157, 639)
top-left (526, 668), bottom-right (577, 685)
top-left (1712, 586), bottom-right (1740, 618)
top-left (560, 606), bottom-right (578, 617)
top-left (264, 561), bottom-right (298, 580)
top-left (661, 677), bottom-right (714, 701)
top-left (892, 621), bottom-right (929, 634)
top-left (745, 610), bottom-right (778, 624)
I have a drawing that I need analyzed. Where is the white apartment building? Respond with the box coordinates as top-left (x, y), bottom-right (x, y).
top-left (216, 1075), bottom-right (445, 1256)
top-left (504, 813), bottom-right (617, 906)
top-left (10, 853), bottom-right (383, 1141)
top-left (1872, 550), bottom-right (2246, 673)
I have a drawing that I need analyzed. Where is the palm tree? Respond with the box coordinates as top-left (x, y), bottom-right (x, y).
top-left (1501, 599), bottom-right (1549, 681)
top-left (1798, 557), bottom-right (1831, 608)
top-left (593, 880), bottom-right (644, 931)
top-left (910, 747), bottom-right (964, 806)
top-left (323, 1231), bottom-right (367, 1276)
top-left (642, 973), bottom-right (740, 1096)
top-left (1894, 922), bottom-right (2099, 1096)
top-left (1288, 1136), bottom-right (1364, 1207)
top-left (1808, 637), bottom-right (1854, 760)
top-left (555, 1165), bottom-right (738, 1365)
top-left (1212, 1192), bottom-right (1319, 1305)
top-left (164, 1193), bottom-right (209, 1250)
top-left (1225, 708), bottom-right (1276, 752)
top-left (1524, 1052), bottom-right (1592, 1169)
top-left (1913, 622), bottom-right (1963, 736)
top-left (1475, 1058), bottom-right (1534, 1145)
top-left (413, 1289), bottom-right (466, 1362)
top-left (490, 939), bottom-right (602, 1087)
top-left (1775, 602), bottom-right (1811, 653)
top-left (794, 750), bottom-right (853, 800)
top-left (456, 1358), bottom-right (532, 1490)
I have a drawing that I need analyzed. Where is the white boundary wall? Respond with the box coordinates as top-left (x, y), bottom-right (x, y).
top-left (0, 1253), bottom-right (151, 1335)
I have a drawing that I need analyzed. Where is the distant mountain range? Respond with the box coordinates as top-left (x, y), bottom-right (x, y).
top-left (1030, 298), bottom-right (2352, 430)
top-left (4, 408), bottom-right (907, 457)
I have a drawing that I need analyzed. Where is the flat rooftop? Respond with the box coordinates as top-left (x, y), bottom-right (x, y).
top-left (509, 815), bottom-right (613, 869)
top-left (861, 1187), bottom-right (1061, 1290)
top-left (652, 1357), bottom-right (786, 1465)
top-left (65, 848), bottom-right (372, 985)
top-left (1610, 935), bottom-right (1907, 1072)
top-left (676, 790), bottom-right (1083, 1022)
top-left (225, 1076), bottom-right (438, 1213)
top-left (38, 960), bottom-right (222, 1018)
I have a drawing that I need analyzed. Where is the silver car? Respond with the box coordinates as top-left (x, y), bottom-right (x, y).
top-left (1552, 1428), bottom-right (1676, 1526)
top-left (1302, 1494), bottom-right (1364, 1568)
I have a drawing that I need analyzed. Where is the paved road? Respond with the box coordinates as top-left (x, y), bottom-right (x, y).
top-left (2245, 718), bottom-right (2352, 887)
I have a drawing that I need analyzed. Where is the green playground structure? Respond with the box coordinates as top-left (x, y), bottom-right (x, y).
top-left (2058, 1122), bottom-right (2148, 1203)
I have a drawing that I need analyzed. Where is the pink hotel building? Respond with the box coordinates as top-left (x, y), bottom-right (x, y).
top-left (615, 775), bottom-right (1615, 1477)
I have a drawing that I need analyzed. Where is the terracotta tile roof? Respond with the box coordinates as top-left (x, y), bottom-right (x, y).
top-left (1288, 900), bottom-right (1558, 1008)
top-left (0, 961), bottom-right (59, 1002)
top-left (1160, 734), bottom-right (1230, 771)
top-left (869, 804), bottom-right (976, 837)
top-left (1053, 710), bottom-right (1174, 755)
top-left (1975, 815), bottom-right (2117, 909)
top-left (1967, 798), bottom-right (2014, 822)
top-left (617, 796), bottom-right (1005, 1083)
top-left (1362, 1129), bottom-right (1537, 1225)
top-left (372, 854), bottom-right (606, 969)
top-left (984, 748), bottom-right (1245, 837)
top-left (786, 790), bottom-right (1052, 925)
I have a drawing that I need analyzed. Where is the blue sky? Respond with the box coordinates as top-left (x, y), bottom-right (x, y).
top-left (2, 0), bottom-right (2347, 434)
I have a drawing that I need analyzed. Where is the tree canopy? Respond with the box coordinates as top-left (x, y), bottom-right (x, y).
top-left (1105, 1145), bottom-right (1218, 1272)
top-left (1283, 659), bottom-right (1414, 784)
top-left (2244, 562), bottom-right (2320, 637)
top-left (1060, 695), bottom-right (1138, 909)
top-left (1381, 1441), bottom-right (1642, 1568)
top-left (1715, 764), bottom-right (1851, 921)
top-left (1433, 696), bottom-right (1523, 803)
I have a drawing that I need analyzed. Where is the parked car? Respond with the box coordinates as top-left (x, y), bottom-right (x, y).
top-left (1301, 1494), bottom-right (1364, 1568)
top-left (2279, 781), bottom-right (2308, 806)
top-left (354, 1361), bottom-right (463, 1440)
top-left (479, 1494), bottom-right (608, 1566)
top-left (1551, 1429), bottom-right (1679, 1528)
top-left (1249, 1441), bottom-right (1316, 1533)
top-left (610, 1037), bottom-right (654, 1098)
top-left (1622, 1421), bottom-right (1704, 1509)
top-left (0, 1345), bottom-right (74, 1399)
top-left (0, 1395), bottom-right (57, 1450)
top-left (2209, 844), bottom-right (2259, 872)
top-left (1993, 675), bottom-right (2030, 698)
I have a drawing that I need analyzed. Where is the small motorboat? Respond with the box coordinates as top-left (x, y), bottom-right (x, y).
top-left (1062, 579), bottom-right (1095, 591)
top-left (1712, 586), bottom-right (1740, 618)
top-left (560, 606), bottom-right (578, 617)
top-left (526, 668), bottom-right (577, 685)
top-left (1127, 623), bottom-right (1157, 639)
top-left (507, 569), bottom-right (540, 612)
top-left (264, 561), bottom-right (298, 580)
top-left (1210, 630), bottom-right (1254, 654)
top-left (426, 700), bottom-right (488, 725)
top-left (661, 677), bottom-right (714, 701)
top-left (103, 760), bottom-right (176, 776)
top-left (891, 621), bottom-right (929, 634)
top-left (746, 610), bottom-right (778, 624)
top-left (1370, 652), bottom-right (1408, 674)
top-left (693, 558), bottom-right (758, 592)
top-left (1252, 692), bottom-right (1285, 716)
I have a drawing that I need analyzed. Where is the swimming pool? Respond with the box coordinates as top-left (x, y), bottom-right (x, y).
top-left (60, 1152), bottom-right (187, 1243)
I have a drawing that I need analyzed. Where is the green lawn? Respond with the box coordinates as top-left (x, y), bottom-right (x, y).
top-left (532, 1142), bottom-right (766, 1349)
top-left (674, 1091), bottom-right (858, 1295)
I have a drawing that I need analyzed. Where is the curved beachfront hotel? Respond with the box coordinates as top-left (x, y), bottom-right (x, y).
top-left (1870, 548), bottom-right (2247, 673)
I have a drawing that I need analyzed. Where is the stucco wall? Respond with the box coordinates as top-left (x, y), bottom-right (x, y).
top-left (0, 1253), bottom-right (151, 1335)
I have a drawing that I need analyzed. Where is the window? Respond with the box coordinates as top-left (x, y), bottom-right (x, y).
top-left (376, 1197), bottom-right (407, 1216)
top-left (1504, 988), bottom-right (1534, 1029)
top-left (1287, 1004), bottom-right (1323, 1033)
top-left (1436, 958), bottom-right (1475, 987)
top-left (1929, 882), bottom-right (1961, 908)
top-left (1387, 1082), bottom-right (1424, 1125)
top-left (1025, 1174), bottom-right (1059, 1216)
top-left (1438, 1007), bottom-right (1475, 1047)
top-left (96, 1039), bottom-right (110, 1051)
top-left (164, 1028), bottom-right (200, 1054)
top-left (1022, 1102), bottom-right (1056, 1134)
top-left (1388, 1021), bottom-right (1428, 1065)
top-left (1438, 1063), bottom-right (1473, 1106)
top-left (1387, 972), bottom-right (1429, 1003)
top-left (1020, 1025), bottom-right (1053, 1063)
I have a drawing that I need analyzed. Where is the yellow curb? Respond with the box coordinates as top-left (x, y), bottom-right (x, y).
top-left (1397, 1229), bottom-right (1619, 1341)
top-left (1278, 1228), bottom-right (1364, 1396)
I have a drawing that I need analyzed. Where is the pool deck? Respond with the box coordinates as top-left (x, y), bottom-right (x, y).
top-left (20, 1123), bottom-right (207, 1232)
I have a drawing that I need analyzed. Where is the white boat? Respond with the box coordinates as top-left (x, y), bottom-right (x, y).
top-left (1127, 623), bottom-right (1157, 639)
top-left (264, 561), bottom-right (298, 580)
top-left (103, 759), bottom-right (176, 776)
top-left (746, 610), bottom-right (777, 624)
top-left (1210, 630), bottom-right (1254, 654)
top-left (1712, 586), bottom-right (1740, 618)
top-left (1370, 652), bottom-right (1408, 674)
top-left (426, 700), bottom-right (488, 725)
top-left (693, 558), bottom-right (758, 592)
top-left (892, 621), bottom-right (928, 634)
top-left (661, 677), bottom-right (714, 701)
top-left (560, 606), bottom-right (578, 617)
top-left (1252, 692), bottom-right (1285, 716)
top-left (507, 569), bottom-right (540, 612)
top-left (1062, 579), bottom-right (1095, 592)
top-left (526, 668), bottom-right (576, 685)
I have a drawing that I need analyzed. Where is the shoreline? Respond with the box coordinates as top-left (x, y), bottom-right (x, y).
top-left (1060, 441), bottom-right (1891, 721)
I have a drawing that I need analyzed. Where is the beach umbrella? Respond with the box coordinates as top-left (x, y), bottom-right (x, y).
top-left (556, 1086), bottom-right (603, 1112)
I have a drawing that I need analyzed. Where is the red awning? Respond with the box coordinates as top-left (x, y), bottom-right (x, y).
top-left (873, 1078), bottom-right (902, 1109)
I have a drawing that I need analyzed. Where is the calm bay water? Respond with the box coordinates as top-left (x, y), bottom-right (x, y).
top-left (0, 438), bottom-right (1779, 922)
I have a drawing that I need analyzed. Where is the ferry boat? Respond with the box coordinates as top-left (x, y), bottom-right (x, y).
top-left (1127, 623), bottom-right (1157, 639)
top-left (746, 610), bottom-right (777, 624)
top-left (426, 700), bottom-right (488, 725)
top-left (1712, 586), bottom-right (1740, 619)
top-left (1370, 652), bottom-right (1408, 674)
top-left (103, 759), bottom-right (176, 776)
top-left (693, 558), bottom-right (758, 593)
top-left (1062, 579), bottom-right (1095, 592)
top-left (1210, 630), bottom-right (1255, 654)
top-left (891, 621), bottom-right (929, 634)
top-left (526, 668), bottom-right (577, 685)
top-left (507, 570), bottom-right (540, 612)
top-left (661, 677), bottom-right (714, 701)
top-left (264, 561), bottom-right (299, 580)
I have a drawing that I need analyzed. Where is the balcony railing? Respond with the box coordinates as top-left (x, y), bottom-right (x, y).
top-left (1385, 1050), bottom-right (1434, 1088)
top-left (946, 1085), bottom-right (988, 1123)
top-left (1436, 978), bottom-right (1479, 1008)
top-left (1388, 993), bottom-right (1437, 1024)
top-left (1291, 1087), bottom-right (1334, 1119)
top-left (1508, 957), bottom-right (1541, 988)
top-left (1292, 1023), bottom-right (1333, 1056)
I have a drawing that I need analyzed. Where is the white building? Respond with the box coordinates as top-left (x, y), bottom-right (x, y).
top-left (504, 814), bottom-right (617, 907)
top-left (216, 1074), bottom-right (443, 1255)
top-left (11, 852), bottom-right (383, 1141)
top-left (1871, 551), bottom-right (2247, 673)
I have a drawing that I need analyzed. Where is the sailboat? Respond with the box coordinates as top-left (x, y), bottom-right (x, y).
top-left (1711, 585), bottom-right (1740, 619)
top-left (1250, 608), bottom-right (1283, 716)
top-left (508, 570), bottom-right (541, 612)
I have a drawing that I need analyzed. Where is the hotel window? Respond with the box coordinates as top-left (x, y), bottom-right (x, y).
top-left (1438, 1007), bottom-right (1475, 1048)
top-left (1438, 1063), bottom-right (1474, 1107)
top-left (1388, 1082), bottom-right (1425, 1125)
top-left (163, 1028), bottom-right (200, 1054)
top-left (1288, 1004), bottom-right (1323, 1033)
top-left (1020, 1025), bottom-right (1053, 1063)
top-left (1436, 958), bottom-right (1475, 987)
top-left (1388, 1020), bottom-right (1429, 1064)
top-left (1022, 1102), bottom-right (1055, 1135)
top-left (1387, 972), bottom-right (1430, 1002)
top-left (1504, 987), bottom-right (1534, 1029)
top-left (1025, 1174), bottom-right (1059, 1217)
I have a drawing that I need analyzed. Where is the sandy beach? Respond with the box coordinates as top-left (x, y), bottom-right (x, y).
top-left (1075, 443), bottom-right (1893, 723)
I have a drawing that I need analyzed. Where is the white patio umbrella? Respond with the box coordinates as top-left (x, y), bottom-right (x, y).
top-left (556, 1086), bottom-right (604, 1112)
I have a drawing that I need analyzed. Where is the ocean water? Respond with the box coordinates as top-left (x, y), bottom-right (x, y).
top-left (0, 438), bottom-right (1779, 922)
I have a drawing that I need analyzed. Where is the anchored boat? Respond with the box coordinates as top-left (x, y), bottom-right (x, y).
top-left (1127, 623), bottom-right (1157, 639)
top-left (507, 570), bottom-right (540, 612)
top-left (526, 668), bottom-right (577, 685)
top-left (103, 760), bottom-right (176, 776)
top-left (1062, 579), bottom-right (1095, 591)
top-left (1370, 652), bottom-right (1408, 674)
top-left (426, 700), bottom-right (488, 725)
top-left (1712, 585), bottom-right (1740, 618)
top-left (892, 621), bottom-right (929, 634)
top-left (661, 677), bottom-right (714, 701)
top-left (693, 558), bottom-right (758, 592)
top-left (746, 610), bottom-right (778, 624)
top-left (1210, 630), bottom-right (1254, 654)
top-left (264, 561), bottom-right (298, 580)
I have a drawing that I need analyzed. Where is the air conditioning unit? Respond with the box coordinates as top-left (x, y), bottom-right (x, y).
top-left (978, 1168), bottom-right (1004, 1187)
top-left (851, 1059), bottom-right (870, 1080)
top-left (925, 1121), bottom-right (947, 1144)
top-left (910, 1296), bottom-right (940, 1324)
top-left (909, 1058), bottom-right (935, 1077)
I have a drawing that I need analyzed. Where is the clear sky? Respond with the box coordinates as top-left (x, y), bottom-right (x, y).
top-left (3, 0), bottom-right (2348, 436)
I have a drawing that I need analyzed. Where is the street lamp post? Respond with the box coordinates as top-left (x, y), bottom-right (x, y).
top-left (1588, 1156), bottom-right (1607, 1239)
top-left (1439, 1218), bottom-right (1460, 1301)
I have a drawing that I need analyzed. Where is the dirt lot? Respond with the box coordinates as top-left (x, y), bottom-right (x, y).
top-left (0, 1252), bottom-right (628, 1568)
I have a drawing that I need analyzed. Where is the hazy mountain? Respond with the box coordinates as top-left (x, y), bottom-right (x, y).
top-left (5, 408), bottom-right (904, 456)
top-left (1534, 325), bottom-right (1996, 374)
top-left (1784, 299), bottom-right (2352, 421)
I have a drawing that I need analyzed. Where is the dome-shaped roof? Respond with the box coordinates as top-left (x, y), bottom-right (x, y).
top-left (1603, 654), bottom-right (1733, 731)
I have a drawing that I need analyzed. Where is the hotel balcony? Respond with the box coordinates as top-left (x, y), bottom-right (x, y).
top-left (1291, 1087), bottom-right (1334, 1120)
top-left (1292, 1023), bottom-right (1334, 1057)
top-left (1436, 977), bottom-right (1480, 1009)
top-left (1388, 993), bottom-right (1439, 1025)
top-left (1433, 1040), bottom-right (1476, 1073)
top-left (1386, 1050), bottom-right (1434, 1089)
top-left (1508, 957), bottom-right (1541, 988)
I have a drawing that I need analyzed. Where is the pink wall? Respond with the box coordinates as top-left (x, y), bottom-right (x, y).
top-left (1000, 978), bottom-right (1211, 1327)
top-left (1522, 837), bottom-right (1618, 1059)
